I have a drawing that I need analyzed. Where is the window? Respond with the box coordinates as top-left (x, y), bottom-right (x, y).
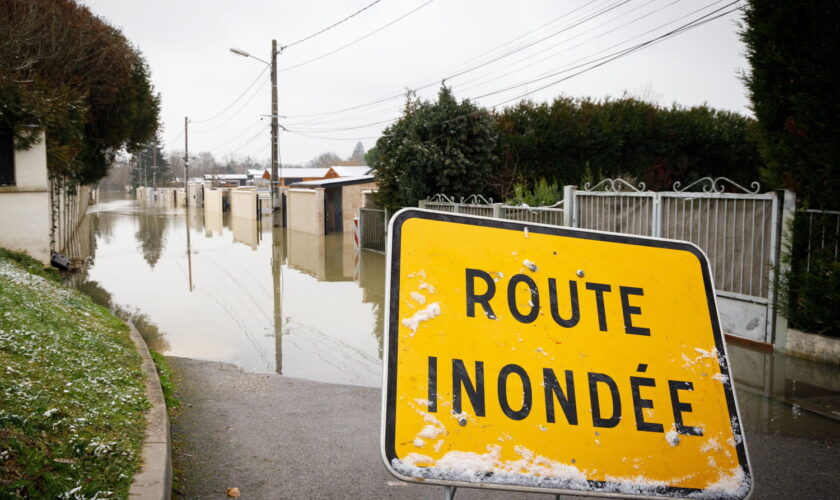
top-left (0, 130), bottom-right (14, 186)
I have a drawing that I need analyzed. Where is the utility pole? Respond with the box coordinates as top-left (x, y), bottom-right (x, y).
top-left (229, 42), bottom-right (280, 211)
top-left (271, 39), bottom-right (279, 211)
top-left (184, 117), bottom-right (189, 191)
top-left (152, 140), bottom-right (157, 188)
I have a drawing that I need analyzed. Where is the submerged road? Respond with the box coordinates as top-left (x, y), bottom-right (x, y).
top-left (169, 357), bottom-right (840, 499)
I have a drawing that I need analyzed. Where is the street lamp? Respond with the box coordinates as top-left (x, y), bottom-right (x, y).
top-left (230, 41), bottom-right (280, 211)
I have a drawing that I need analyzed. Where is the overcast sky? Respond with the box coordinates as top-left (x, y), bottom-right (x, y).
top-left (80, 0), bottom-right (751, 167)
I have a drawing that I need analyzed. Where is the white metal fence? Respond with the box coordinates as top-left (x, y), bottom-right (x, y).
top-left (798, 209), bottom-right (840, 272)
top-left (368, 180), bottom-right (795, 345)
top-left (567, 177), bottom-right (794, 345)
top-left (419, 194), bottom-right (565, 225)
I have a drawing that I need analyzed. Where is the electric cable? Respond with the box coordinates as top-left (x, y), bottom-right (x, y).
top-left (283, 2), bottom-right (742, 135)
top-left (191, 74), bottom-right (270, 134)
top-left (216, 125), bottom-right (270, 156)
top-left (191, 67), bottom-right (269, 124)
top-left (284, 0), bottom-right (665, 129)
top-left (279, 0), bottom-right (436, 72)
top-left (278, 0), bottom-right (611, 120)
top-left (281, 0), bottom-right (385, 50)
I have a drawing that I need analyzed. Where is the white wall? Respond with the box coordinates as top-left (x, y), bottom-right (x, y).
top-left (341, 182), bottom-right (378, 233)
top-left (231, 188), bottom-right (257, 220)
top-left (287, 188), bottom-right (324, 235)
top-left (205, 189), bottom-right (224, 213)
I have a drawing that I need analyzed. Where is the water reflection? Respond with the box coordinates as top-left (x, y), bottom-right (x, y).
top-left (727, 343), bottom-right (840, 441)
top-left (72, 192), bottom-right (385, 386)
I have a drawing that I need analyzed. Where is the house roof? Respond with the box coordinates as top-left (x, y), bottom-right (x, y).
top-left (204, 174), bottom-right (247, 180)
top-left (329, 165), bottom-right (370, 177)
top-left (289, 175), bottom-right (376, 188)
top-left (277, 167), bottom-right (330, 178)
top-left (247, 169), bottom-right (266, 177)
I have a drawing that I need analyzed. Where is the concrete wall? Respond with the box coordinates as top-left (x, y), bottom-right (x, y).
top-left (231, 188), bottom-right (257, 220)
top-left (287, 188), bottom-right (324, 235)
top-left (341, 182), bottom-right (378, 233)
top-left (187, 182), bottom-right (204, 207)
top-left (258, 193), bottom-right (271, 217)
top-left (205, 189), bottom-right (225, 213)
top-left (0, 131), bottom-right (51, 264)
top-left (786, 329), bottom-right (840, 367)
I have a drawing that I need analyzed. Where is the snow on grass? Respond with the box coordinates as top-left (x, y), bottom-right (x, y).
top-left (0, 254), bottom-right (148, 498)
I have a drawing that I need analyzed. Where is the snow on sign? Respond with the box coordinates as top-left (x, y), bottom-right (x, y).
top-left (381, 209), bottom-right (752, 499)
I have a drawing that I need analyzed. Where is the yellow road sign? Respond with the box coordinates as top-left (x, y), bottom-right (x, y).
top-left (381, 209), bottom-right (751, 499)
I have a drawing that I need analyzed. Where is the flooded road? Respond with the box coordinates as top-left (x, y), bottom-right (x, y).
top-left (70, 193), bottom-right (840, 443)
top-left (72, 193), bottom-right (384, 386)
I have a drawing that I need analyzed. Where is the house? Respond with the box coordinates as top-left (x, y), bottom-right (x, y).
top-left (286, 175), bottom-right (377, 234)
top-left (326, 166), bottom-right (371, 178)
top-left (0, 129), bottom-right (90, 265)
top-left (0, 129), bottom-right (51, 263)
top-left (204, 173), bottom-right (248, 187)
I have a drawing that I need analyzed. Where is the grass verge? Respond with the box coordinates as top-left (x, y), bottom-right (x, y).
top-left (150, 351), bottom-right (179, 411)
top-left (0, 250), bottom-right (149, 498)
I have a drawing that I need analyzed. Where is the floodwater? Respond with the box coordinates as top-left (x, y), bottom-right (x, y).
top-left (68, 192), bottom-right (840, 441)
top-left (71, 192), bottom-right (384, 387)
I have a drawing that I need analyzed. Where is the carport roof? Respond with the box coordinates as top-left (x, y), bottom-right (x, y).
top-left (289, 175), bottom-right (375, 188)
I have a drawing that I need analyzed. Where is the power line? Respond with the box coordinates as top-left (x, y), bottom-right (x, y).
top-left (284, 129), bottom-right (380, 141)
top-left (451, 0), bottom-right (674, 94)
top-left (191, 74), bottom-right (270, 133)
top-left (278, 0), bottom-right (610, 120)
top-left (191, 67), bottom-right (269, 124)
top-left (216, 125), bottom-right (270, 156)
top-left (281, 0), bottom-right (385, 50)
top-left (209, 118), bottom-right (266, 150)
top-left (283, 0), bottom-right (656, 129)
top-left (474, 1), bottom-right (742, 103)
top-left (166, 127), bottom-right (185, 148)
top-left (279, 0), bottom-right (436, 72)
top-left (455, 0), bottom-right (726, 97)
top-left (279, 0), bottom-right (632, 127)
top-left (284, 2), bottom-right (742, 135)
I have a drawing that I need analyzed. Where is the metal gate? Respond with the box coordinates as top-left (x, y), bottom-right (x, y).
top-left (359, 207), bottom-right (387, 252)
top-left (566, 178), bottom-right (795, 346)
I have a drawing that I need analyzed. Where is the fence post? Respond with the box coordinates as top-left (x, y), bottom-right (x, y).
top-left (419, 199), bottom-right (426, 209)
top-left (652, 192), bottom-right (662, 238)
top-left (772, 189), bottom-right (797, 350)
top-left (492, 203), bottom-right (503, 219)
top-left (563, 185), bottom-right (576, 227)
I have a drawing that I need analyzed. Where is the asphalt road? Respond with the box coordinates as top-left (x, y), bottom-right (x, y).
top-left (168, 357), bottom-right (840, 499)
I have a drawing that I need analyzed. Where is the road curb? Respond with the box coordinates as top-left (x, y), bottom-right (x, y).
top-left (126, 321), bottom-right (172, 500)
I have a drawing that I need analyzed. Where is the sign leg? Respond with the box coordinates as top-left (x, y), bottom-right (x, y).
top-left (444, 486), bottom-right (457, 500)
